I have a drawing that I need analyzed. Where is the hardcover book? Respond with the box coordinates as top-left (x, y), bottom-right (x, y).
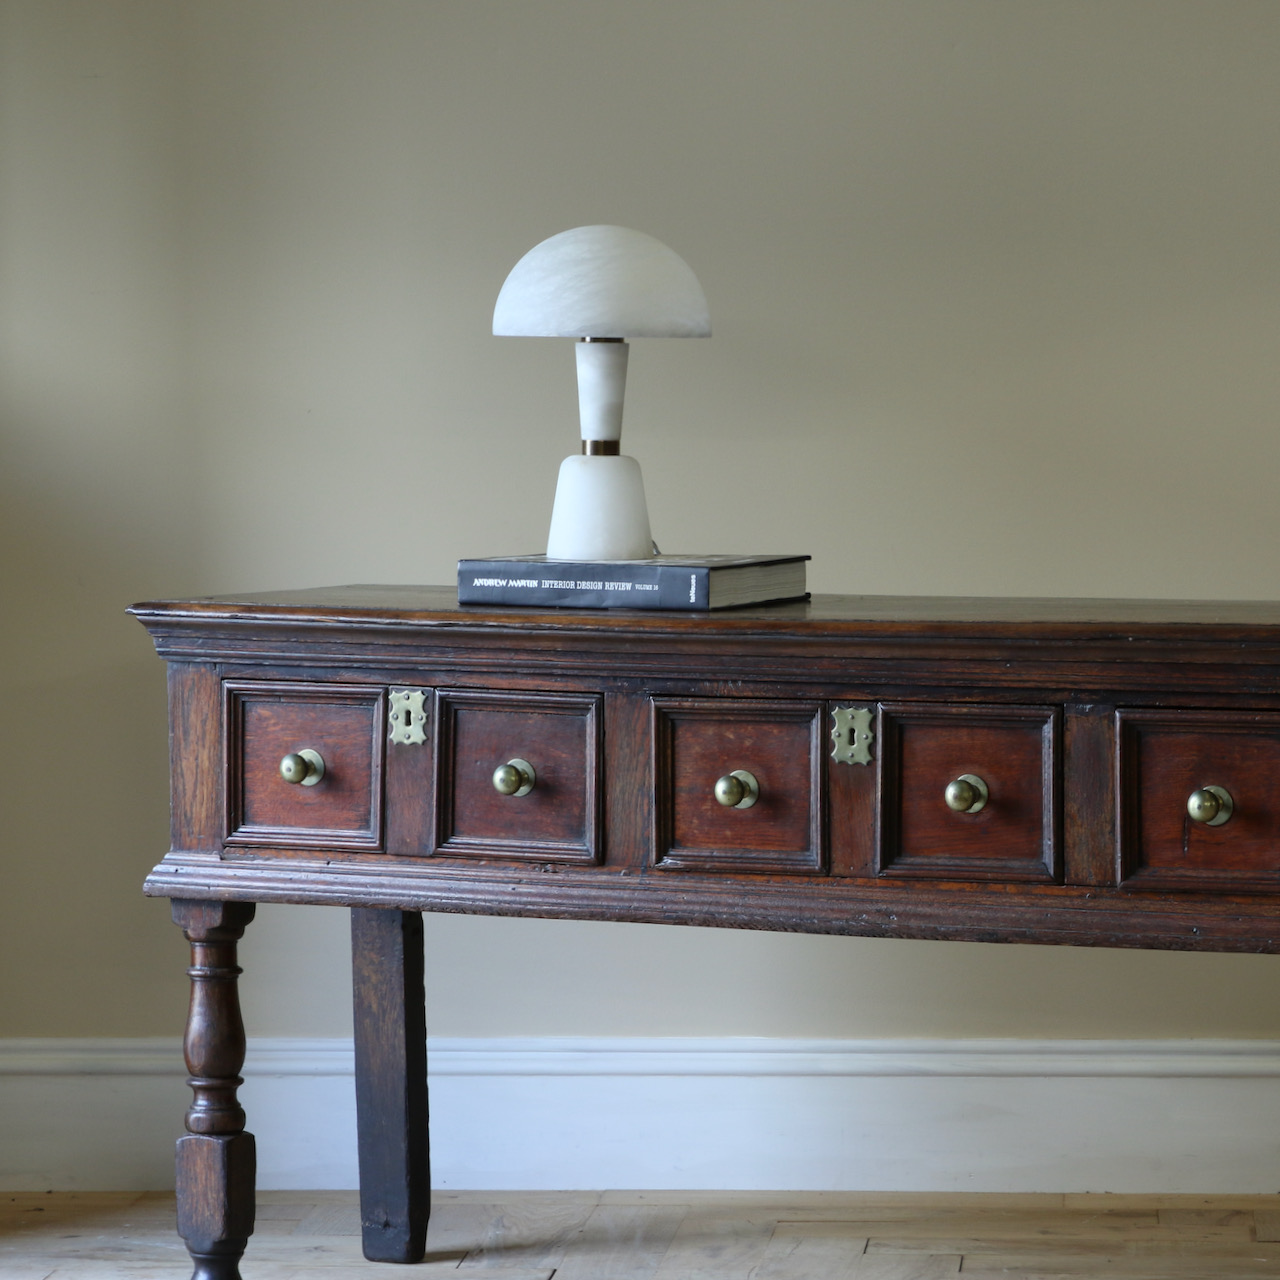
top-left (457, 554), bottom-right (809, 611)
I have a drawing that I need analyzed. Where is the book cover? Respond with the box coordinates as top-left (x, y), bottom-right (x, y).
top-left (457, 554), bottom-right (809, 611)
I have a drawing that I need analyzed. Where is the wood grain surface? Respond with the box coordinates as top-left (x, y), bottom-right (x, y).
top-left (8, 1190), bottom-right (1280, 1278)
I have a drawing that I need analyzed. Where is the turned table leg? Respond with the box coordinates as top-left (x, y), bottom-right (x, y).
top-left (351, 907), bottom-right (430, 1262)
top-left (171, 900), bottom-right (257, 1280)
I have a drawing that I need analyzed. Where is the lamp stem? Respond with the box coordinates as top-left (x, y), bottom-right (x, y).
top-left (575, 339), bottom-right (629, 442)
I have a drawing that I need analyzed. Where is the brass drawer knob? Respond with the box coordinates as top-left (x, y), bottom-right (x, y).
top-left (714, 769), bottom-right (759, 809)
top-left (1188, 785), bottom-right (1233, 826)
top-left (279, 749), bottom-right (325, 787)
top-left (945, 774), bottom-right (989, 814)
top-left (492, 758), bottom-right (536, 797)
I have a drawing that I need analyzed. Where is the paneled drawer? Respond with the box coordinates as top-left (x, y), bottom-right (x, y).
top-left (1118, 709), bottom-right (1280, 892)
top-left (225, 681), bottom-right (385, 851)
top-left (652, 698), bottom-right (824, 874)
top-left (877, 703), bottom-right (1060, 882)
top-left (433, 689), bottom-right (602, 863)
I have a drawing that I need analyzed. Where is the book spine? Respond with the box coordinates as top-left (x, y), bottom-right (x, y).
top-left (458, 562), bottom-right (710, 610)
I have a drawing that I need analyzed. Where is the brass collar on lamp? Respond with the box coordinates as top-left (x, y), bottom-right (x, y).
top-left (493, 225), bottom-right (710, 561)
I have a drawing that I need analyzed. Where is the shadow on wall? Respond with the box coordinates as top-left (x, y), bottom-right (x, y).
top-left (0, 393), bottom-right (194, 1038)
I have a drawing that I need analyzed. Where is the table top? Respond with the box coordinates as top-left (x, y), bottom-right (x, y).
top-left (130, 585), bottom-right (1280, 643)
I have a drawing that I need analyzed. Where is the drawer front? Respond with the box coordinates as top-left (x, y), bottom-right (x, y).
top-left (1118, 709), bottom-right (1280, 892)
top-left (652, 698), bottom-right (824, 874)
top-left (877, 703), bottom-right (1060, 882)
top-left (225, 681), bottom-right (385, 850)
top-left (433, 689), bottom-right (602, 863)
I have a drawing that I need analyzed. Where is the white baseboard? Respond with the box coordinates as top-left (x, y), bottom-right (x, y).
top-left (3, 1037), bottom-right (1280, 1192)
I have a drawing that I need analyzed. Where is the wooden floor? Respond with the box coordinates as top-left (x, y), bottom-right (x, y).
top-left (6, 1190), bottom-right (1280, 1278)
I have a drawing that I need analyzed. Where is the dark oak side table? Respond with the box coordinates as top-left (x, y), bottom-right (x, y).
top-left (132, 586), bottom-right (1280, 1279)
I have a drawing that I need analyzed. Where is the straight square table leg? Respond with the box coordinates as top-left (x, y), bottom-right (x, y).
top-left (171, 899), bottom-right (257, 1280)
top-left (351, 907), bottom-right (430, 1262)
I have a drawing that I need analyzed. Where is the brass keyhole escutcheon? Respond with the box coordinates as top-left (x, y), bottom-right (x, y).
top-left (945, 774), bottom-right (989, 814)
top-left (714, 769), bottom-right (759, 809)
top-left (493, 758), bottom-right (536, 798)
top-left (280, 748), bottom-right (325, 787)
top-left (1188, 785), bottom-right (1233, 826)
top-left (388, 688), bottom-right (428, 746)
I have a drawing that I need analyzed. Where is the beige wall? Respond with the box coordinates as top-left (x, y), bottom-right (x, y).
top-left (5, 0), bottom-right (1280, 1043)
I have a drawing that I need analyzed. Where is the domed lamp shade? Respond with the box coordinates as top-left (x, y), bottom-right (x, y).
top-left (494, 225), bottom-right (710, 560)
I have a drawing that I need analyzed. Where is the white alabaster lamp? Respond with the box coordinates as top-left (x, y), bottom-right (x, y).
top-left (493, 225), bottom-right (711, 560)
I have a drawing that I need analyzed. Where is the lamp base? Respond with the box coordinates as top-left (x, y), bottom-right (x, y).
top-left (546, 453), bottom-right (654, 560)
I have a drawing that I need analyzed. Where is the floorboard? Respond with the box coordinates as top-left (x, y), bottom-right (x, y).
top-left (3, 1191), bottom-right (1280, 1278)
